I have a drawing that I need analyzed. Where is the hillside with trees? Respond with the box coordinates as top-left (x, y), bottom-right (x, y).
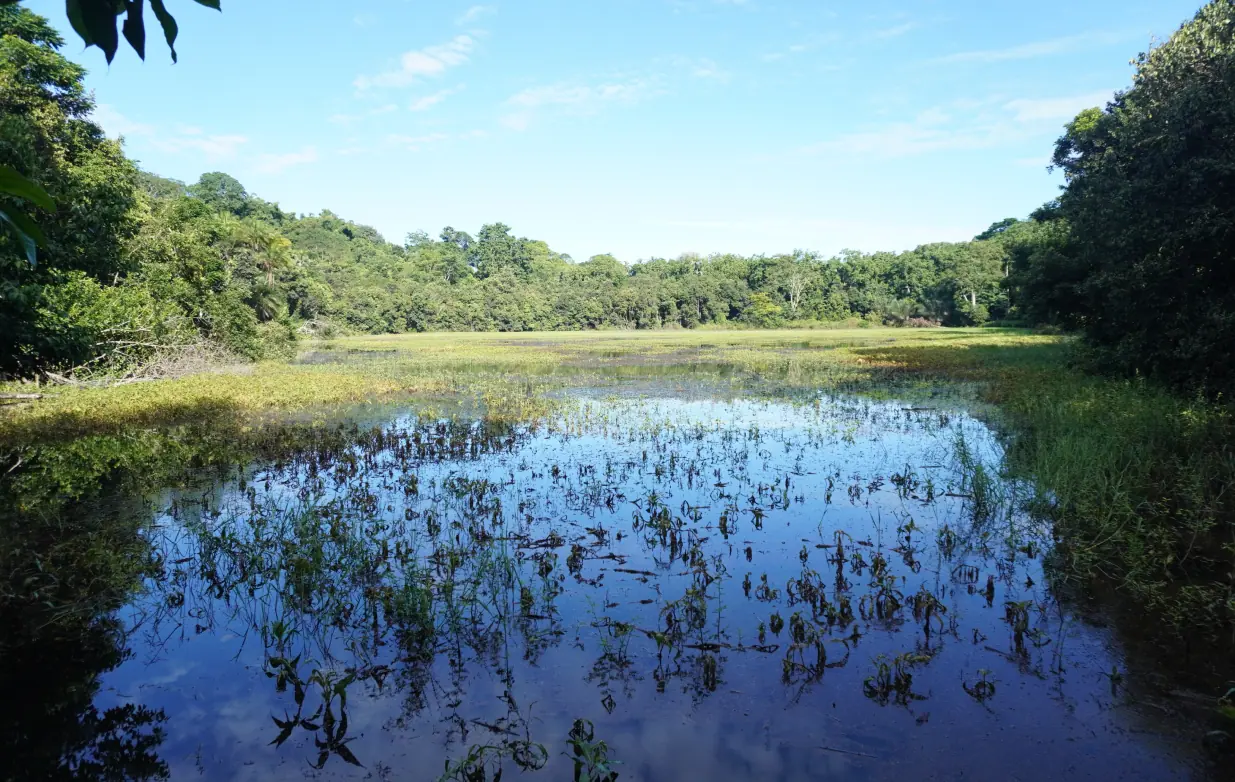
top-left (5, 1), bottom-right (1235, 402)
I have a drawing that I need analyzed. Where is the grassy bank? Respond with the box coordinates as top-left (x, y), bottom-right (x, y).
top-left (860, 339), bottom-right (1235, 662)
top-left (3, 327), bottom-right (1233, 659)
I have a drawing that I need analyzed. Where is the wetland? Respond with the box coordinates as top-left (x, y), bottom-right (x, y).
top-left (2, 330), bottom-right (1228, 781)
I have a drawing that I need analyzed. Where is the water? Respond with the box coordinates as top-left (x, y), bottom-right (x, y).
top-left (2, 392), bottom-right (1212, 780)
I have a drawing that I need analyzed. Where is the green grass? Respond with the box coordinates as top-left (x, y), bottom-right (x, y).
top-left (859, 338), bottom-right (1235, 654)
top-left (3, 326), bottom-right (1234, 652)
top-left (0, 327), bottom-right (1041, 441)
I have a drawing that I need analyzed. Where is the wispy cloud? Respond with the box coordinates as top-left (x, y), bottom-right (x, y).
top-left (933, 31), bottom-right (1129, 64)
top-left (93, 104), bottom-right (154, 137)
top-left (94, 104), bottom-right (250, 159)
top-left (388, 132), bottom-right (451, 150)
top-left (328, 103), bottom-right (398, 125)
top-left (508, 79), bottom-right (656, 109)
top-left (675, 56), bottom-right (730, 82)
top-left (799, 92), bottom-right (1112, 159)
top-left (872, 22), bottom-right (916, 39)
top-left (256, 146), bottom-right (319, 174)
top-left (761, 32), bottom-right (841, 62)
top-left (1003, 91), bottom-right (1112, 122)
top-left (354, 35), bottom-right (475, 90)
top-left (155, 134), bottom-right (249, 158)
top-left (353, 13), bottom-right (377, 27)
top-left (501, 76), bottom-right (659, 130)
top-left (409, 85), bottom-right (464, 111)
top-left (456, 5), bottom-right (495, 25)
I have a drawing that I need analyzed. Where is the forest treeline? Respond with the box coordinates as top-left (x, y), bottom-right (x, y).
top-left (3, 2), bottom-right (1235, 394)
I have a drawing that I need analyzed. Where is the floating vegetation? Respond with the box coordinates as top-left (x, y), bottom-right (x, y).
top-left (0, 382), bottom-right (1219, 779)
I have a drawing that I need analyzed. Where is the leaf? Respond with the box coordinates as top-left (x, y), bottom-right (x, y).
top-left (64, 1), bottom-right (94, 50)
top-left (122, 0), bottom-right (146, 60)
top-left (269, 716), bottom-right (296, 747)
top-left (0, 207), bottom-right (46, 267)
top-left (0, 166), bottom-right (56, 211)
top-left (148, 0), bottom-right (180, 62)
top-left (335, 743), bottom-right (364, 768)
top-left (193, 0), bottom-right (222, 8)
top-left (78, 0), bottom-right (124, 63)
top-left (312, 749), bottom-right (329, 769)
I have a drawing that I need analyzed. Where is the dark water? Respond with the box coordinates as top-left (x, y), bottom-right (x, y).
top-left (2, 393), bottom-right (1214, 780)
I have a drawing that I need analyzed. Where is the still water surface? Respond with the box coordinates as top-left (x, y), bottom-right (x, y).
top-left (16, 392), bottom-right (1210, 780)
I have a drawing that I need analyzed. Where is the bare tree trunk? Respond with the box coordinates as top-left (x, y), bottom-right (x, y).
top-left (788, 273), bottom-right (806, 315)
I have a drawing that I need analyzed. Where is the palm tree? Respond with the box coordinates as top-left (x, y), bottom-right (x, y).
top-left (224, 218), bottom-right (292, 285)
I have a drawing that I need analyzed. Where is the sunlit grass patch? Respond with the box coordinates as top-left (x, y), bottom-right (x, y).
top-left (0, 364), bottom-right (415, 442)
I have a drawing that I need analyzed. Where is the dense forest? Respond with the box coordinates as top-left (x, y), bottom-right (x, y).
top-left (3, 2), bottom-right (1235, 396)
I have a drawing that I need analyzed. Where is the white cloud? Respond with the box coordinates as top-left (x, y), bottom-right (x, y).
top-left (353, 13), bottom-right (377, 27)
top-left (799, 92), bottom-right (1108, 160)
top-left (502, 77), bottom-right (657, 130)
top-left (933, 31), bottom-right (1129, 64)
top-left (499, 112), bottom-right (531, 131)
top-left (761, 32), bottom-right (841, 62)
top-left (802, 122), bottom-right (1006, 158)
top-left (872, 22), bottom-right (916, 39)
top-left (409, 85), bottom-right (463, 111)
top-left (328, 103), bottom-right (398, 125)
top-left (671, 56), bottom-right (730, 82)
top-left (1003, 91), bottom-right (1112, 122)
top-left (153, 134), bottom-right (249, 159)
top-left (456, 5), bottom-right (495, 25)
top-left (1014, 155), bottom-right (1052, 168)
top-left (93, 103), bottom-right (248, 159)
top-left (255, 146), bottom-right (319, 174)
top-left (93, 104), bottom-right (154, 138)
top-left (354, 35), bottom-right (475, 90)
top-left (388, 132), bottom-right (450, 150)
top-left (508, 78), bottom-right (654, 109)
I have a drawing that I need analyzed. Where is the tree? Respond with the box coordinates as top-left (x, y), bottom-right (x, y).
top-left (0, 0), bottom-right (221, 259)
top-left (473, 222), bottom-right (530, 278)
top-left (2, 6), bottom-right (142, 372)
top-left (743, 292), bottom-right (784, 327)
top-left (974, 218), bottom-right (1018, 242)
top-left (189, 172), bottom-right (250, 217)
top-left (786, 271), bottom-right (807, 316)
top-left (1050, 0), bottom-right (1235, 393)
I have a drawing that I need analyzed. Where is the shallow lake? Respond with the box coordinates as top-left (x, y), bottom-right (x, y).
top-left (3, 389), bottom-right (1213, 780)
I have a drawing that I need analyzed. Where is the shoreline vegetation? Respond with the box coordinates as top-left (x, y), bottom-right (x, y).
top-left (4, 0), bottom-right (1235, 759)
top-left (3, 328), bottom-right (1234, 692)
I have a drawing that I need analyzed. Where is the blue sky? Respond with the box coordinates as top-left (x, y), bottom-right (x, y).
top-left (38, 0), bottom-right (1203, 262)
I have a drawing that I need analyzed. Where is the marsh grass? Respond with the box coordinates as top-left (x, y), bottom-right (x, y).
top-left (4, 325), bottom-right (1234, 677)
top-left (860, 338), bottom-right (1235, 667)
top-left (3, 364), bottom-right (1227, 775)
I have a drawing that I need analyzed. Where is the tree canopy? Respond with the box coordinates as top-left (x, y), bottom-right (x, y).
top-left (1043, 0), bottom-right (1235, 393)
top-left (8, 1), bottom-right (1235, 401)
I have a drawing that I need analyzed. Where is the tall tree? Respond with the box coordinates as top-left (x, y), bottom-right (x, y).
top-left (1, 6), bottom-right (140, 372)
top-left (1051, 0), bottom-right (1235, 392)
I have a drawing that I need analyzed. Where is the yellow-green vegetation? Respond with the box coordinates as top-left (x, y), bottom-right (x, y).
top-left (0, 364), bottom-right (411, 442)
top-left (1, 327), bottom-right (1042, 441)
top-left (861, 338), bottom-right (1235, 649)
top-left (4, 326), bottom-right (1233, 652)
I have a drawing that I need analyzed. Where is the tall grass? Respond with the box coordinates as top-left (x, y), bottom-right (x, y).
top-left (862, 338), bottom-right (1235, 651)
top-left (5, 327), bottom-right (1234, 653)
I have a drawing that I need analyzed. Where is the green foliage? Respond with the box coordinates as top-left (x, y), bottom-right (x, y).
top-left (0, 163), bottom-right (55, 265)
top-left (0, 4), bottom-right (1048, 379)
top-left (54, 0), bottom-right (221, 63)
top-left (1046, 0), bottom-right (1235, 394)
